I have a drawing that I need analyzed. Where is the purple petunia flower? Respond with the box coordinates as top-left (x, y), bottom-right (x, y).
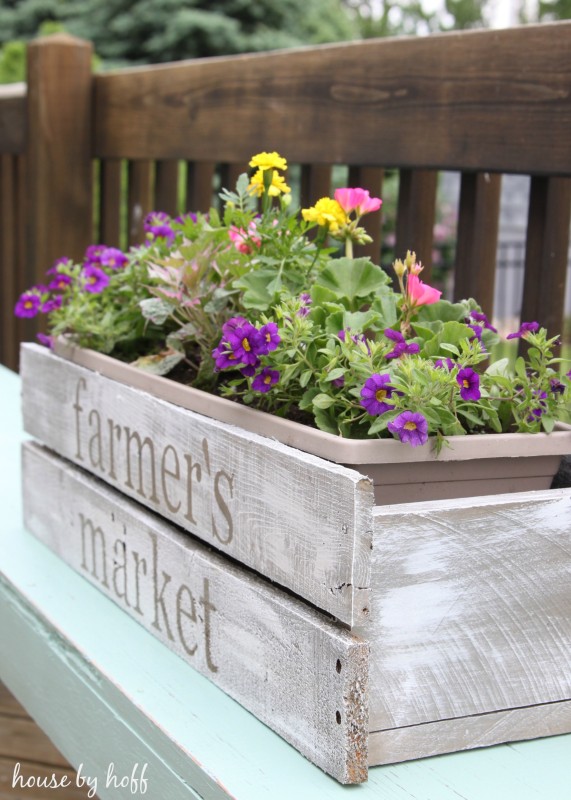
top-left (83, 244), bottom-right (106, 266)
top-left (387, 411), bottom-right (429, 447)
top-left (507, 321), bottom-right (540, 340)
top-left (383, 328), bottom-right (420, 359)
top-left (434, 357), bottom-right (455, 371)
top-left (225, 320), bottom-right (265, 366)
top-left (297, 293), bottom-right (312, 317)
top-left (46, 256), bottom-right (71, 276)
top-left (550, 378), bottom-right (565, 395)
top-left (467, 323), bottom-right (483, 342)
top-left (175, 212), bottom-right (198, 225)
top-left (467, 311), bottom-right (498, 333)
top-left (40, 295), bottom-right (63, 313)
top-left (14, 291), bottom-right (42, 318)
top-left (360, 373), bottom-right (397, 416)
top-left (36, 332), bottom-right (53, 348)
top-left (144, 211), bottom-right (175, 242)
top-left (212, 343), bottom-right (242, 371)
top-left (259, 322), bottom-right (280, 353)
top-left (332, 376), bottom-right (345, 388)
top-left (100, 247), bottom-right (128, 270)
top-left (48, 274), bottom-right (72, 292)
top-left (81, 265), bottom-right (110, 294)
top-left (252, 368), bottom-right (280, 393)
top-left (457, 367), bottom-right (481, 401)
top-left (527, 390), bottom-right (548, 421)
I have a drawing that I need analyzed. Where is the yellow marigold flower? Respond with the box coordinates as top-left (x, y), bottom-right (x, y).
top-left (301, 197), bottom-right (347, 233)
top-left (248, 168), bottom-right (291, 197)
top-left (249, 151), bottom-right (288, 172)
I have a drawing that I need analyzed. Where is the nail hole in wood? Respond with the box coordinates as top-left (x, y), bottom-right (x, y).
top-left (336, 711), bottom-right (342, 724)
top-left (336, 659), bottom-right (342, 674)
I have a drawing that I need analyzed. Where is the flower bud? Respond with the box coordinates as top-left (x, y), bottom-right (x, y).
top-left (404, 250), bottom-right (417, 269)
top-left (393, 258), bottom-right (406, 277)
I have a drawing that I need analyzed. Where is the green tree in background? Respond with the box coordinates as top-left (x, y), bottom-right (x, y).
top-left (343, 0), bottom-right (489, 37)
top-left (0, 0), bottom-right (357, 70)
top-left (536, 0), bottom-right (571, 19)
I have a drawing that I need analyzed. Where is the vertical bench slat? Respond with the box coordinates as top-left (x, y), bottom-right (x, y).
top-left (219, 162), bottom-right (250, 197)
top-left (186, 161), bottom-right (216, 213)
top-left (127, 160), bottom-right (153, 246)
top-left (395, 169), bottom-right (438, 279)
top-left (15, 155), bottom-right (33, 363)
top-left (453, 172), bottom-right (502, 316)
top-left (520, 176), bottom-right (571, 335)
top-left (300, 164), bottom-right (332, 208)
top-left (348, 165), bottom-right (384, 263)
top-left (154, 160), bottom-right (180, 217)
top-left (99, 158), bottom-right (123, 248)
top-left (0, 155), bottom-right (17, 370)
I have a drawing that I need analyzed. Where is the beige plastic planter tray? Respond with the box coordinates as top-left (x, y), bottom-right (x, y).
top-left (53, 339), bottom-right (571, 504)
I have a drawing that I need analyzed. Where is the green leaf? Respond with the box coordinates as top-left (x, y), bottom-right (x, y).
top-left (315, 258), bottom-right (390, 304)
top-left (139, 297), bottom-right (173, 325)
top-left (234, 270), bottom-right (276, 309)
top-left (299, 387), bottom-right (320, 410)
top-left (325, 367), bottom-right (345, 382)
top-left (515, 356), bottom-right (527, 380)
top-left (486, 358), bottom-right (510, 377)
top-left (313, 408), bottom-right (339, 434)
top-left (299, 369), bottom-right (313, 388)
top-left (312, 393), bottom-right (336, 409)
top-left (541, 415), bottom-right (556, 433)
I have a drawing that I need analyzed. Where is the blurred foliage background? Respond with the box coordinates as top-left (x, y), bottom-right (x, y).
top-left (1, 0), bottom-right (570, 82)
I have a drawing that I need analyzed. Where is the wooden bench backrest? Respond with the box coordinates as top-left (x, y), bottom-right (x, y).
top-left (1, 22), bottom-right (570, 370)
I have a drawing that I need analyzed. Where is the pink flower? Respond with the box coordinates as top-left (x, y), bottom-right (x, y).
top-left (334, 188), bottom-right (382, 217)
top-left (228, 222), bottom-right (261, 254)
top-left (407, 274), bottom-right (442, 306)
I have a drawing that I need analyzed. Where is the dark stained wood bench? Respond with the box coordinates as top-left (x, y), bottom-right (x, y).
top-left (1, 22), bottom-right (570, 371)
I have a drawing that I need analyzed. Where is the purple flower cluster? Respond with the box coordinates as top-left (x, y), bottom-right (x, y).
top-left (212, 317), bottom-right (281, 393)
top-left (144, 211), bottom-right (175, 243)
top-left (507, 321), bottom-right (540, 340)
top-left (466, 310), bottom-right (497, 333)
top-left (383, 328), bottom-right (420, 360)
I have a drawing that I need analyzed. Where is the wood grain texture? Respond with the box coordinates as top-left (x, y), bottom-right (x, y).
top-left (127, 159), bottom-right (153, 245)
top-left (25, 35), bottom-right (93, 274)
top-left (454, 172), bottom-right (502, 316)
top-left (92, 23), bottom-right (571, 175)
top-left (363, 491), bottom-right (571, 732)
top-left (368, 699), bottom-right (571, 766)
top-left (395, 170), bottom-right (438, 278)
top-left (20, 344), bottom-right (373, 626)
top-left (22, 441), bottom-right (369, 784)
top-left (0, 83), bottom-right (26, 155)
top-left (0, 155), bottom-right (18, 370)
top-left (99, 158), bottom-right (123, 247)
top-left (520, 176), bottom-right (571, 337)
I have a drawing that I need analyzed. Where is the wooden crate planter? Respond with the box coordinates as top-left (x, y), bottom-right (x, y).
top-left (20, 343), bottom-right (571, 783)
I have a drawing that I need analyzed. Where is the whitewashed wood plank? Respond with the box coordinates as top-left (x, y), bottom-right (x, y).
top-left (368, 699), bottom-right (571, 765)
top-left (22, 441), bottom-right (369, 784)
top-left (363, 491), bottom-right (571, 731)
top-left (20, 343), bottom-right (373, 626)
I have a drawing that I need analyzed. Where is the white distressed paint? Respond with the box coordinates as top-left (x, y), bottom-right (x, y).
top-left (22, 441), bottom-right (369, 784)
top-left (20, 344), bottom-right (373, 626)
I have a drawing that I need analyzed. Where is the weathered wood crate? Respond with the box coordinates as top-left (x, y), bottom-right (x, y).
top-left (20, 343), bottom-right (571, 783)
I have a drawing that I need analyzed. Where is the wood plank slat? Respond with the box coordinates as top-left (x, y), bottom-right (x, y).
top-left (218, 162), bottom-right (250, 198)
top-left (520, 175), bottom-right (571, 335)
top-left (91, 23), bottom-right (571, 175)
top-left (365, 490), bottom-right (571, 732)
top-left (20, 344), bottom-right (374, 627)
top-left (0, 716), bottom-right (70, 768)
top-left (453, 171), bottom-right (502, 316)
top-left (0, 83), bottom-right (26, 155)
top-left (127, 159), bottom-right (153, 246)
top-left (154, 160), bottom-right (180, 217)
top-left (395, 169), bottom-right (438, 278)
top-left (22, 441), bottom-right (369, 784)
top-left (185, 161), bottom-right (216, 213)
top-left (99, 158), bottom-right (123, 248)
top-left (300, 164), bottom-right (333, 208)
top-left (368, 698), bottom-right (571, 766)
top-left (0, 684), bottom-right (26, 718)
top-left (348, 165), bottom-right (384, 263)
top-left (0, 155), bottom-right (17, 370)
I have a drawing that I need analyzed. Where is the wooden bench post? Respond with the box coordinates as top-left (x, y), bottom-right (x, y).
top-left (25, 35), bottom-right (93, 295)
